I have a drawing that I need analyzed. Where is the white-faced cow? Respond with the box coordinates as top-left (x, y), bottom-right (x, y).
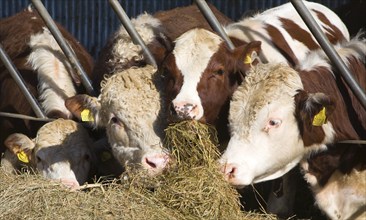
top-left (162, 1), bottom-right (349, 138)
top-left (2, 119), bottom-right (94, 189)
top-left (0, 7), bottom-right (94, 154)
top-left (220, 36), bottom-right (366, 220)
top-left (66, 65), bottom-right (170, 176)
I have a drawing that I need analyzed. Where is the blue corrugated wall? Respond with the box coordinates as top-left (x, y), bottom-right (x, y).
top-left (0, 0), bottom-right (351, 59)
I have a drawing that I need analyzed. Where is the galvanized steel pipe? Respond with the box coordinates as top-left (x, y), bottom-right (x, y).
top-left (0, 44), bottom-right (47, 119)
top-left (195, 0), bottom-right (236, 51)
top-left (31, 0), bottom-right (96, 96)
top-left (108, 0), bottom-right (157, 67)
top-left (291, 0), bottom-right (366, 110)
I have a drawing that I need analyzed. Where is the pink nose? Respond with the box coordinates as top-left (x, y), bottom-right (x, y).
top-left (171, 102), bottom-right (198, 120)
top-left (142, 153), bottom-right (170, 175)
top-left (221, 163), bottom-right (238, 181)
top-left (59, 178), bottom-right (80, 190)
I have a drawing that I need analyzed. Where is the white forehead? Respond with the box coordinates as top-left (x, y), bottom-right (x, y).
top-left (229, 63), bottom-right (303, 137)
top-left (35, 119), bottom-right (80, 147)
top-left (34, 119), bottom-right (90, 159)
top-left (100, 65), bottom-right (165, 140)
top-left (173, 28), bottom-right (223, 80)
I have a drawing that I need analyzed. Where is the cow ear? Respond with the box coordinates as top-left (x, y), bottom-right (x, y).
top-left (233, 41), bottom-right (262, 75)
top-left (4, 133), bottom-right (35, 164)
top-left (295, 91), bottom-right (335, 146)
top-left (65, 94), bottom-right (102, 126)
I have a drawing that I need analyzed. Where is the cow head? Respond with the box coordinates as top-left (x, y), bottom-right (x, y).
top-left (219, 64), bottom-right (336, 188)
top-left (66, 65), bottom-right (170, 176)
top-left (3, 119), bottom-right (93, 189)
top-left (162, 28), bottom-right (261, 125)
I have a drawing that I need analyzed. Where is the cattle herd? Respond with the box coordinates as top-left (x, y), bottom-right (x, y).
top-left (0, 1), bottom-right (365, 220)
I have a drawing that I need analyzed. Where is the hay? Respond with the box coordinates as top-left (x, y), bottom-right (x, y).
top-left (0, 170), bottom-right (183, 220)
top-left (155, 120), bottom-right (245, 219)
top-left (0, 121), bottom-right (276, 220)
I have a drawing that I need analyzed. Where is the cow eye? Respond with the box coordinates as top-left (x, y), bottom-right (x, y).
top-left (111, 116), bottom-right (119, 124)
top-left (215, 69), bottom-right (225, 75)
top-left (268, 119), bottom-right (281, 127)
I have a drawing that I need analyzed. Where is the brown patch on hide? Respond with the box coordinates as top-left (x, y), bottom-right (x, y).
top-left (154, 3), bottom-right (232, 41)
top-left (279, 18), bottom-right (319, 50)
top-left (312, 9), bottom-right (346, 44)
top-left (265, 24), bottom-right (298, 66)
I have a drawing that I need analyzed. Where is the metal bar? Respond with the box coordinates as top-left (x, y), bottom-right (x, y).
top-left (30, 0), bottom-right (96, 96)
top-left (108, 0), bottom-right (157, 67)
top-left (0, 44), bottom-right (47, 119)
top-left (194, 0), bottom-right (236, 51)
top-left (0, 112), bottom-right (54, 122)
top-left (290, 0), bottom-right (366, 110)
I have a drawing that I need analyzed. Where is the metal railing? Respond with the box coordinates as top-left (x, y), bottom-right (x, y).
top-left (1, 0), bottom-right (365, 122)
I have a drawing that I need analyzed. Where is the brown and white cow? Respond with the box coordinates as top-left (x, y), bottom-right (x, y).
top-left (162, 1), bottom-right (349, 133)
top-left (2, 119), bottom-right (94, 189)
top-left (0, 6), bottom-right (94, 154)
top-left (220, 36), bottom-right (366, 220)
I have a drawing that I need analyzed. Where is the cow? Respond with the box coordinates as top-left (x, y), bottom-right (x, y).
top-left (1, 118), bottom-right (95, 189)
top-left (66, 65), bottom-right (170, 176)
top-left (161, 1), bottom-right (349, 141)
top-left (219, 36), bottom-right (366, 220)
top-left (0, 6), bottom-right (94, 154)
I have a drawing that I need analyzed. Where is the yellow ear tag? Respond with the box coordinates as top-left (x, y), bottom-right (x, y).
top-left (312, 107), bottom-right (326, 126)
top-left (81, 109), bottom-right (94, 122)
top-left (101, 151), bottom-right (112, 162)
top-left (17, 151), bottom-right (29, 163)
top-left (244, 55), bottom-right (252, 64)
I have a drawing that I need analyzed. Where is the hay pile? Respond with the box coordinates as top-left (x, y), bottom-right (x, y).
top-left (0, 121), bottom-right (275, 220)
top-left (155, 120), bottom-right (246, 219)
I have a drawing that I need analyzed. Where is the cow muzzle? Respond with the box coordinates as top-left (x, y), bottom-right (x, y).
top-left (142, 152), bottom-right (170, 176)
top-left (220, 162), bottom-right (251, 188)
top-left (170, 102), bottom-right (201, 121)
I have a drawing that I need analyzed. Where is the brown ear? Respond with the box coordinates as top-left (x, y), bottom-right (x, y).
top-left (4, 133), bottom-right (35, 163)
top-left (295, 91), bottom-right (335, 146)
top-left (233, 41), bottom-right (262, 75)
top-left (65, 94), bottom-right (99, 120)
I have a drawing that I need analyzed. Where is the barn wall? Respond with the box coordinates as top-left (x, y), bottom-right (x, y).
top-left (0, 0), bottom-right (351, 59)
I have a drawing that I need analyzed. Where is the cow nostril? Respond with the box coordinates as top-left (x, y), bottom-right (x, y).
top-left (223, 164), bottom-right (237, 179)
top-left (145, 158), bottom-right (157, 169)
